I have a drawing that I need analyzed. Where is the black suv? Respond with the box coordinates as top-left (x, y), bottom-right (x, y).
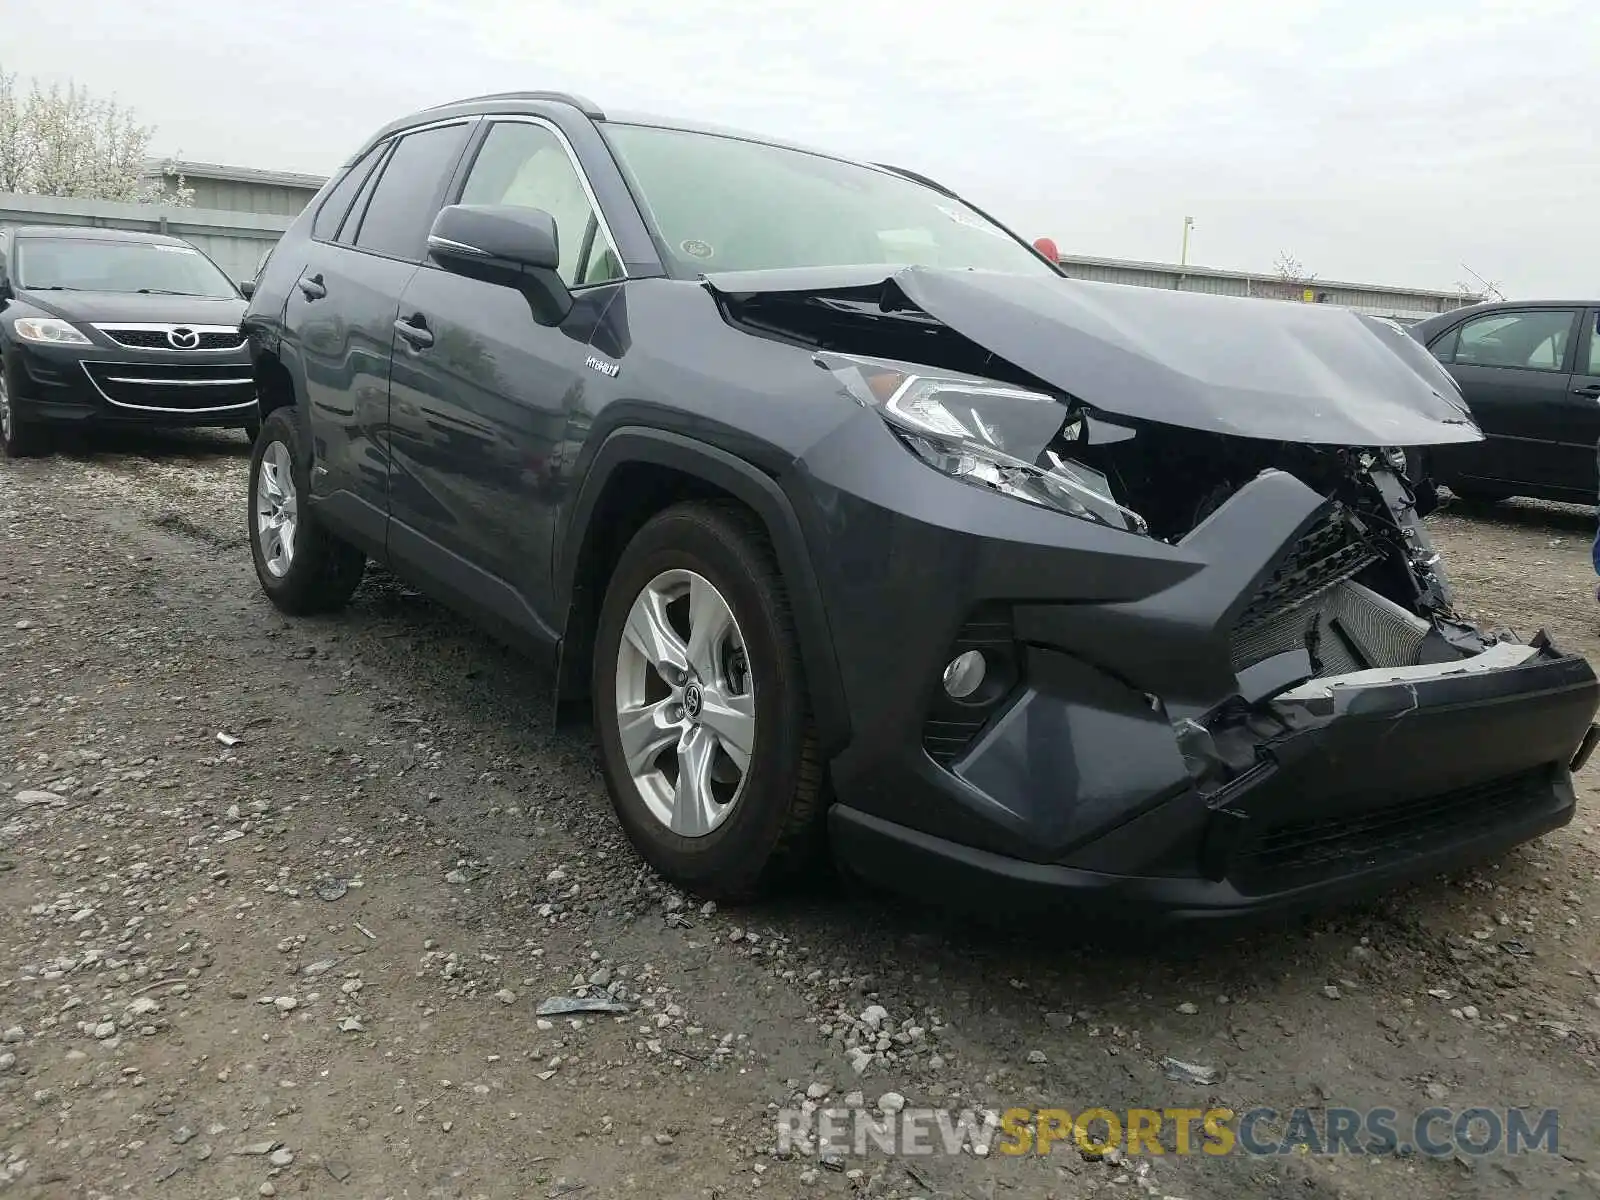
top-left (242, 91), bottom-right (1600, 924)
top-left (1, 225), bottom-right (257, 456)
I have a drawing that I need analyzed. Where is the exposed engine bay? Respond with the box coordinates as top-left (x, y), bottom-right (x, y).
top-left (715, 276), bottom-right (1546, 780)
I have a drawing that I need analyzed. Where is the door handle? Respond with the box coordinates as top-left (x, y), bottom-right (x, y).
top-left (393, 315), bottom-right (434, 350)
top-left (297, 273), bottom-right (326, 300)
top-left (1573, 383), bottom-right (1600, 398)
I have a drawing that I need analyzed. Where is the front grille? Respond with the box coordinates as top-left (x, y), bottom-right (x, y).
top-left (1231, 509), bottom-right (1383, 671)
top-left (1234, 510), bottom-right (1382, 637)
top-left (95, 326), bottom-right (244, 351)
top-left (82, 361), bottom-right (255, 412)
top-left (1230, 768), bottom-right (1552, 892)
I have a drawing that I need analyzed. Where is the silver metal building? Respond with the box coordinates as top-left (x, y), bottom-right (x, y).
top-left (143, 160), bottom-right (327, 217)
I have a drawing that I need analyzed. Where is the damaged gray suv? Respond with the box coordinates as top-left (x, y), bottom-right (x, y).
top-left (241, 90), bottom-right (1600, 924)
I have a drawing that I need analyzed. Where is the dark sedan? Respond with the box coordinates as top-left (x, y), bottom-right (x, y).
top-left (0, 225), bottom-right (259, 456)
top-left (1409, 300), bottom-right (1600, 504)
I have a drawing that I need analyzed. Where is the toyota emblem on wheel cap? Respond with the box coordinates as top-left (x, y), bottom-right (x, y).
top-left (683, 684), bottom-right (703, 722)
top-left (167, 327), bottom-right (200, 349)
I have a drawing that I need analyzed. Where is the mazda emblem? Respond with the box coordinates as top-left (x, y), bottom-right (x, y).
top-left (167, 327), bottom-right (200, 349)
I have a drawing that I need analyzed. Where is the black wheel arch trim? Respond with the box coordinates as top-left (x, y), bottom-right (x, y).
top-left (554, 425), bottom-right (850, 756)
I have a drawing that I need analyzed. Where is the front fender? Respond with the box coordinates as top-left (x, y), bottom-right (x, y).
top-left (554, 425), bottom-right (850, 756)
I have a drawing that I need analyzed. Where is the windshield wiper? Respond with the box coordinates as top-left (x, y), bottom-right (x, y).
top-left (30, 285), bottom-right (83, 291)
top-left (137, 288), bottom-right (206, 296)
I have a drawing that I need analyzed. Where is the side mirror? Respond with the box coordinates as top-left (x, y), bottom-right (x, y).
top-left (427, 204), bottom-right (570, 323)
top-left (239, 278), bottom-right (256, 300)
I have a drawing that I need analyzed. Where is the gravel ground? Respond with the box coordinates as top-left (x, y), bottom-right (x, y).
top-left (3, 429), bottom-right (1600, 1200)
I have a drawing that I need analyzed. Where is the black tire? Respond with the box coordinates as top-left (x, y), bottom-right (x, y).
top-left (592, 501), bottom-right (823, 900)
top-left (0, 358), bottom-right (46, 459)
top-left (247, 406), bottom-right (366, 615)
top-left (1448, 481), bottom-right (1513, 505)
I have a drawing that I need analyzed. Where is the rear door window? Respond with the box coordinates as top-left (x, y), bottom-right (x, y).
top-left (312, 144), bottom-right (386, 243)
top-left (352, 123), bottom-right (472, 262)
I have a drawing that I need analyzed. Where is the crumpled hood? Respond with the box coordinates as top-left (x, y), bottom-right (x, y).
top-left (706, 265), bottom-right (1482, 447)
top-left (18, 289), bottom-right (246, 327)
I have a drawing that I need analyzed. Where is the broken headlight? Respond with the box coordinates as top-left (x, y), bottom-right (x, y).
top-left (821, 353), bottom-right (1146, 534)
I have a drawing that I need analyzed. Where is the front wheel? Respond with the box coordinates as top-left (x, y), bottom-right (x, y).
top-left (592, 501), bottom-right (823, 900)
top-left (0, 360), bottom-right (45, 458)
top-left (247, 406), bottom-right (366, 614)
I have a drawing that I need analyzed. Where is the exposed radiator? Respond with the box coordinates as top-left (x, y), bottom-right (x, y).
top-left (1231, 580), bottom-right (1430, 677)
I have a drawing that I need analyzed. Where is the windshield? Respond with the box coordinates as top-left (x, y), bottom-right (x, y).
top-left (603, 123), bottom-right (1055, 277)
top-left (16, 237), bottom-right (238, 298)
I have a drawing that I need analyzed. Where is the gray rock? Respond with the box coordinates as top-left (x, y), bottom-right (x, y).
top-left (1161, 1058), bottom-right (1219, 1086)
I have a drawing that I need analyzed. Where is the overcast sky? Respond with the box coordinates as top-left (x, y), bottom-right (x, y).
top-left (7, 0), bottom-right (1596, 296)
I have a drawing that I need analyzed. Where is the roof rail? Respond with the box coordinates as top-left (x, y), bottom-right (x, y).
top-left (427, 91), bottom-right (605, 120)
top-left (873, 162), bottom-right (954, 196)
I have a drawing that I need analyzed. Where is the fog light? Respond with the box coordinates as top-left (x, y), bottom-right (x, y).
top-left (942, 650), bottom-right (987, 699)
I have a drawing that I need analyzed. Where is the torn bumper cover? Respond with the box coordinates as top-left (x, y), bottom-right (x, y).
top-left (805, 430), bottom-right (1600, 928)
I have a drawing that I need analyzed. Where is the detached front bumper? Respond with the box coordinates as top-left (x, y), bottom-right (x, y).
top-left (792, 412), bottom-right (1600, 926)
top-left (831, 648), bottom-right (1596, 926)
top-left (7, 340), bottom-right (256, 428)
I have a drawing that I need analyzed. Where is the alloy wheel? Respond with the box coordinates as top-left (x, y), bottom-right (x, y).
top-left (254, 440), bottom-right (299, 578)
top-left (0, 369), bottom-right (12, 444)
top-left (614, 568), bottom-right (756, 837)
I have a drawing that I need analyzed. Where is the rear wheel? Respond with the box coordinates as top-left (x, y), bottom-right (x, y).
top-left (592, 501), bottom-right (823, 900)
top-left (248, 406), bottom-right (366, 614)
top-left (1449, 481), bottom-right (1513, 505)
top-left (0, 361), bottom-right (45, 458)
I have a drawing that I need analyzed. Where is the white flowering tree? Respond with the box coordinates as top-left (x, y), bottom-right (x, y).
top-left (0, 67), bottom-right (192, 205)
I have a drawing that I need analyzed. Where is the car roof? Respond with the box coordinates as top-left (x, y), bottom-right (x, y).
top-left (366, 93), bottom-right (910, 183)
top-left (1420, 298), bottom-right (1599, 325)
top-left (9, 225), bottom-right (192, 247)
